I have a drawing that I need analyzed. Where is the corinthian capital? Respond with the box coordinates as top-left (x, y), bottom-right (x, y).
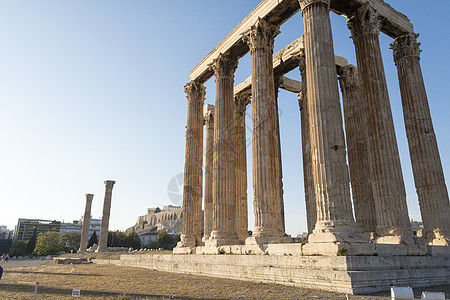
top-left (298, 0), bottom-right (330, 11)
top-left (203, 104), bottom-right (215, 129)
top-left (242, 18), bottom-right (280, 52)
top-left (209, 53), bottom-right (238, 80)
top-left (104, 180), bottom-right (116, 190)
top-left (337, 65), bottom-right (360, 90)
top-left (234, 93), bottom-right (251, 115)
top-left (390, 33), bottom-right (421, 65)
top-left (184, 81), bottom-right (206, 104)
top-left (347, 3), bottom-right (381, 40)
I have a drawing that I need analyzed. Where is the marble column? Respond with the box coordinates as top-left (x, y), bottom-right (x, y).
top-left (391, 33), bottom-right (450, 244)
top-left (98, 180), bottom-right (115, 252)
top-left (234, 93), bottom-right (250, 242)
top-left (243, 18), bottom-right (287, 242)
top-left (347, 4), bottom-right (413, 243)
top-left (203, 104), bottom-right (215, 240)
top-left (299, 0), bottom-right (370, 255)
top-left (338, 65), bottom-right (377, 234)
top-left (179, 81), bottom-right (205, 248)
top-left (298, 56), bottom-right (316, 235)
top-left (208, 53), bottom-right (239, 246)
top-left (274, 77), bottom-right (286, 234)
top-left (79, 194), bottom-right (94, 252)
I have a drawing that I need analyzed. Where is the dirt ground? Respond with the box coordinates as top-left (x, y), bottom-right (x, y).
top-left (0, 260), bottom-right (390, 299)
top-left (0, 259), bottom-right (448, 299)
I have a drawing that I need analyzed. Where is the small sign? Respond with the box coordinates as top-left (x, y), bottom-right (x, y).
top-left (72, 289), bottom-right (81, 297)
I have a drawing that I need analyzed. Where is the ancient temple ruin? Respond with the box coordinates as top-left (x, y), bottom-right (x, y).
top-left (176, 0), bottom-right (449, 256)
top-left (166, 0), bottom-right (450, 293)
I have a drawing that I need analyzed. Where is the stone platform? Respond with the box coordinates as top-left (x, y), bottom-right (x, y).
top-left (93, 252), bottom-right (450, 295)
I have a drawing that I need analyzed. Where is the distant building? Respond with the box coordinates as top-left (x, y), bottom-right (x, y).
top-left (60, 218), bottom-right (101, 238)
top-left (13, 217), bottom-right (101, 241)
top-left (139, 232), bottom-right (159, 247)
top-left (0, 225), bottom-right (10, 239)
top-left (13, 219), bottom-right (61, 241)
top-left (411, 219), bottom-right (424, 236)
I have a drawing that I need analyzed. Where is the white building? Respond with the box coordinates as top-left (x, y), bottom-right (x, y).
top-left (60, 218), bottom-right (101, 238)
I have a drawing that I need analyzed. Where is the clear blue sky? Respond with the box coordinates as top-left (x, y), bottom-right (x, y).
top-left (1, 1), bottom-right (449, 236)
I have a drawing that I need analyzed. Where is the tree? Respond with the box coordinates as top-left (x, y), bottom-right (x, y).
top-left (9, 240), bottom-right (27, 257)
top-left (87, 231), bottom-right (98, 248)
top-left (61, 232), bottom-right (81, 252)
top-left (35, 232), bottom-right (64, 256)
top-left (107, 230), bottom-right (141, 248)
top-left (156, 231), bottom-right (179, 250)
top-left (26, 227), bottom-right (37, 255)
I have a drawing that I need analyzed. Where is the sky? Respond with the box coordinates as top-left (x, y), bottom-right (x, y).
top-left (1, 1), bottom-right (449, 237)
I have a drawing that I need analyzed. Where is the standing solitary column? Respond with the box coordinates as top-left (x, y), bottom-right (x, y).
top-left (208, 53), bottom-right (239, 246)
top-left (97, 180), bottom-right (115, 252)
top-left (299, 0), bottom-right (370, 255)
top-left (234, 93), bottom-right (250, 242)
top-left (243, 18), bottom-right (287, 243)
top-left (177, 81), bottom-right (205, 250)
top-left (338, 65), bottom-right (377, 234)
top-left (391, 33), bottom-right (450, 244)
top-left (298, 56), bottom-right (316, 235)
top-left (79, 194), bottom-right (94, 252)
top-left (203, 104), bottom-right (215, 241)
top-left (347, 4), bottom-right (413, 243)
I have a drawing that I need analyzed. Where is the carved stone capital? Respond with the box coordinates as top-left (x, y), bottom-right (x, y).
top-left (203, 105), bottom-right (215, 129)
top-left (85, 194), bottom-right (94, 202)
top-left (209, 53), bottom-right (238, 80)
top-left (298, 55), bottom-right (306, 73)
top-left (337, 65), bottom-right (360, 91)
top-left (184, 81), bottom-right (206, 104)
top-left (242, 18), bottom-right (280, 52)
top-left (298, 0), bottom-right (330, 11)
top-left (347, 3), bottom-right (381, 40)
top-left (234, 93), bottom-right (251, 115)
top-left (390, 33), bottom-right (421, 65)
top-left (104, 180), bottom-right (115, 190)
top-left (297, 91), bottom-right (304, 110)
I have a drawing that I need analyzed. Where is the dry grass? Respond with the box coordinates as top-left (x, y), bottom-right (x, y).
top-left (0, 261), bottom-right (390, 299)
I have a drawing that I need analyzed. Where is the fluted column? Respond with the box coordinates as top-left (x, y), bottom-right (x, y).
top-left (234, 93), bottom-right (250, 242)
top-left (243, 18), bottom-right (286, 242)
top-left (298, 56), bottom-right (316, 234)
top-left (348, 4), bottom-right (413, 242)
top-left (391, 33), bottom-right (450, 244)
top-left (179, 81), bottom-right (205, 248)
top-left (203, 104), bottom-right (215, 240)
top-left (338, 65), bottom-right (377, 233)
top-left (79, 194), bottom-right (94, 252)
top-left (274, 76), bottom-right (286, 234)
top-left (299, 0), bottom-right (370, 255)
top-left (97, 180), bottom-right (115, 252)
top-left (208, 53), bottom-right (239, 246)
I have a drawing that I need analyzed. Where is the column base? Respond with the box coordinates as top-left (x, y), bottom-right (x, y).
top-left (303, 221), bottom-right (375, 255)
top-left (426, 229), bottom-right (449, 246)
top-left (173, 242), bottom-right (196, 254)
top-left (245, 235), bottom-right (293, 245)
top-left (252, 226), bottom-right (285, 238)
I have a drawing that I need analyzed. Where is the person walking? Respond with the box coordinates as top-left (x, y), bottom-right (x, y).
top-left (1, 254), bottom-right (5, 263)
top-left (4, 253), bottom-right (9, 262)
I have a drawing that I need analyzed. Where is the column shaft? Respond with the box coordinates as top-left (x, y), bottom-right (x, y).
top-left (79, 194), bottom-right (94, 252)
top-left (300, 0), bottom-right (355, 228)
top-left (209, 53), bottom-right (239, 245)
top-left (98, 180), bottom-right (115, 251)
top-left (391, 33), bottom-right (450, 242)
top-left (180, 81), bottom-right (205, 248)
top-left (298, 56), bottom-right (316, 234)
top-left (338, 65), bottom-right (377, 233)
top-left (348, 4), bottom-right (412, 240)
top-left (243, 18), bottom-right (285, 240)
top-left (203, 105), bottom-right (215, 240)
top-left (234, 94), bottom-right (250, 241)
